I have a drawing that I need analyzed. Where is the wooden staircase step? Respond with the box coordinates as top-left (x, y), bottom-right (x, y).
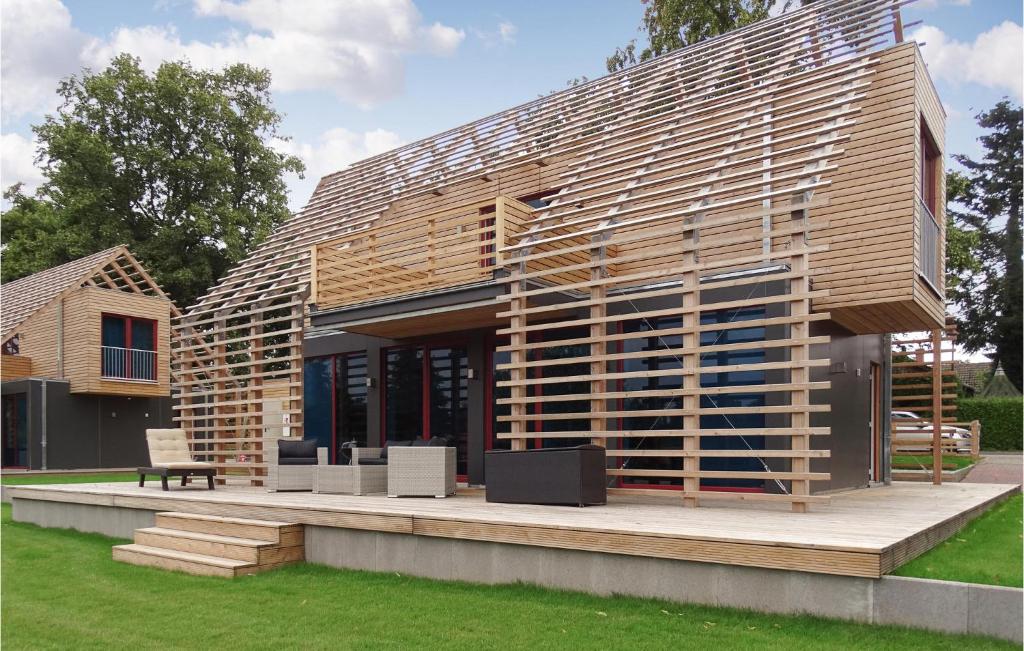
top-left (112, 544), bottom-right (256, 578)
top-left (135, 527), bottom-right (273, 563)
top-left (154, 512), bottom-right (303, 544)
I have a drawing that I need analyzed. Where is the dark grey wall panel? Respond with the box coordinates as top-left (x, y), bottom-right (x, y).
top-left (2, 378), bottom-right (172, 470)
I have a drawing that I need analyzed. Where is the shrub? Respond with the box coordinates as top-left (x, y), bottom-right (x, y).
top-left (958, 398), bottom-right (1023, 451)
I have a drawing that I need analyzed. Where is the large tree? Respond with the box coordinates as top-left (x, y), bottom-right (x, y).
top-left (607, 0), bottom-right (798, 72)
top-left (1, 54), bottom-right (304, 308)
top-left (946, 101), bottom-right (1023, 391)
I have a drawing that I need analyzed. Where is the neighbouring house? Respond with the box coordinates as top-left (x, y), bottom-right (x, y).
top-left (954, 360), bottom-right (1022, 398)
top-left (172, 0), bottom-right (947, 510)
top-left (954, 360), bottom-right (993, 397)
top-left (1, 246), bottom-right (175, 470)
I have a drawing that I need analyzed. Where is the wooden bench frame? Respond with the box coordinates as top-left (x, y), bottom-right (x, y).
top-left (137, 467), bottom-right (216, 491)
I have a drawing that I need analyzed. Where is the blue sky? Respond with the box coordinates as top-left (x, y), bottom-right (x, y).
top-left (1, 0), bottom-right (1021, 210)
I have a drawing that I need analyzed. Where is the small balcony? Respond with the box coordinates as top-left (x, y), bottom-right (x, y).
top-left (101, 346), bottom-right (157, 382)
top-left (311, 196), bottom-right (535, 312)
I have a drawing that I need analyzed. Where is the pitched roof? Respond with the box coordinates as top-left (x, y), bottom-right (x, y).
top-left (980, 365), bottom-right (1022, 398)
top-left (182, 0), bottom-right (907, 320)
top-left (953, 360), bottom-right (992, 392)
top-left (1, 245), bottom-right (173, 339)
top-left (1, 246), bottom-right (126, 337)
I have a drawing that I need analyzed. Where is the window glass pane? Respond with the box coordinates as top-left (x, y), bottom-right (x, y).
top-left (430, 347), bottom-right (468, 475)
top-left (335, 353), bottom-right (368, 454)
top-left (2, 394), bottom-right (28, 467)
top-left (620, 316), bottom-right (684, 486)
top-left (491, 346), bottom-right (512, 450)
top-left (385, 348), bottom-right (423, 442)
top-left (131, 319), bottom-right (155, 351)
top-left (536, 327), bottom-right (590, 448)
top-left (699, 305), bottom-right (767, 489)
top-left (102, 315), bottom-right (126, 348)
top-left (303, 357), bottom-right (333, 455)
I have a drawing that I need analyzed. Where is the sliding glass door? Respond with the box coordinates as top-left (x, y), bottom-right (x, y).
top-left (384, 344), bottom-right (469, 477)
top-left (302, 352), bottom-right (368, 463)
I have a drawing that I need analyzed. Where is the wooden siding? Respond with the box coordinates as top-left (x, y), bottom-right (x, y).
top-left (14, 302), bottom-right (60, 379)
top-left (63, 287), bottom-right (171, 396)
top-left (313, 43), bottom-right (944, 336)
top-left (0, 355), bottom-right (32, 380)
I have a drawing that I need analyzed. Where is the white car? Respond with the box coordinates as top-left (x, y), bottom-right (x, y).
top-left (891, 410), bottom-right (972, 454)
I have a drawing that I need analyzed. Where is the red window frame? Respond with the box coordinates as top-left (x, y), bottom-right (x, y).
top-left (101, 313), bottom-right (157, 381)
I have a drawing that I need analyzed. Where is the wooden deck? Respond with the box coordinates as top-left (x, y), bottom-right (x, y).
top-left (8, 481), bottom-right (1017, 579)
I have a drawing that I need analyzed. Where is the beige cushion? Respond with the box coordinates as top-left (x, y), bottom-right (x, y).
top-left (146, 428), bottom-right (197, 467)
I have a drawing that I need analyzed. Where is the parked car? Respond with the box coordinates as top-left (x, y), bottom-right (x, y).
top-left (891, 410), bottom-right (972, 454)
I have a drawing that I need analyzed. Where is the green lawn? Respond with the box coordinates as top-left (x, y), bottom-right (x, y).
top-left (891, 455), bottom-right (977, 471)
top-left (893, 494), bottom-right (1023, 588)
top-left (1, 505), bottom-right (1015, 650)
top-left (1, 472), bottom-right (136, 486)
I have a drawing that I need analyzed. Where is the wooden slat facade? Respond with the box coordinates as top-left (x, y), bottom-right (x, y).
top-left (174, 0), bottom-right (945, 489)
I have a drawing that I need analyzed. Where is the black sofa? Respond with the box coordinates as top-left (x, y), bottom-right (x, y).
top-left (485, 445), bottom-right (607, 506)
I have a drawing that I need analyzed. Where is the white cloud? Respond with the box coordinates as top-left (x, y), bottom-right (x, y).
top-left (913, 22), bottom-right (1023, 100)
top-left (0, 132), bottom-right (45, 194)
top-left (2, 0), bottom-right (464, 119)
top-left (472, 19), bottom-right (517, 47)
top-left (272, 127), bottom-right (404, 209)
top-left (80, 0), bottom-right (464, 107)
top-left (0, 0), bottom-right (89, 119)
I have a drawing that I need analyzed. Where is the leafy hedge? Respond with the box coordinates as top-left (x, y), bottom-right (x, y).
top-left (958, 398), bottom-right (1023, 451)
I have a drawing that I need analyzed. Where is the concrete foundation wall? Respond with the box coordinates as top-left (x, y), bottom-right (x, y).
top-left (12, 497), bottom-right (1022, 644)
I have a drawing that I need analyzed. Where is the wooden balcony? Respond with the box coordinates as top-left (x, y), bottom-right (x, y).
top-left (311, 195), bottom-right (597, 313)
top-left (0, 354), bottom-right (32, 380)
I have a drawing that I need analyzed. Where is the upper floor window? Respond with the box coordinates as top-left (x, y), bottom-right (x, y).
top-left (2, 336), bottom-right (19, 355)
top-left (921, 120), bottom-right (941, 220)
top-left (101, 314), bottom-right (157, 381)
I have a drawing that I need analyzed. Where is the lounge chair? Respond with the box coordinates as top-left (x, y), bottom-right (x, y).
top-left (139, 428), bottom-right (216, 491)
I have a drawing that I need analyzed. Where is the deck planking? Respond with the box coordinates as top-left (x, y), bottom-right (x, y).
top-left (8, 481), bottom-right (1017, 578)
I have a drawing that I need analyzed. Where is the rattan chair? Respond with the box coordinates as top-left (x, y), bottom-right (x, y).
top-left (266, 439), bottom-right (328, 492)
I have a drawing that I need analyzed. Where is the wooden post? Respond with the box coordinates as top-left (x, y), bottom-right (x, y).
top-left (682, 221), bottom-right (700, 508)
top-left (970, 420), bottom-right (980, 459)
top-left (790, 209), bottom-right (810, 512)
top-left (308, 244), bottom-right (319, 308)
top-left (509, 257), bottom-right (527, 452)
top-left (931, 328), bottom-right (943, 485)
top-left (590, 235), bottom-right (607, 450)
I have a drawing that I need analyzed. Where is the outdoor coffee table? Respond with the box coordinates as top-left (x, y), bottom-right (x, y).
top-left (138, 467), bottom-right (215, 491)
top-left (314, 464), bottom-right (386, 495)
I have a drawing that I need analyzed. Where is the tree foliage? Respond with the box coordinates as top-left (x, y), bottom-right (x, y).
top-left (1, 54), bottom-right (304, 308)
top-left (946, 101), bottom-right (1023, 391)
top-left (607, 0), bottom-right (798, 72)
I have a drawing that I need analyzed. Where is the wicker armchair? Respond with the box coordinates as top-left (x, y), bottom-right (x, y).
top-left (266, 439), bottom-right (328, 492)
top-left (386, 446), bottom-right (456, 498)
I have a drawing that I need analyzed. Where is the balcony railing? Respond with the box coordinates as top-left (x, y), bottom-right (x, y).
top-left (311, 196), bottom-right (535, 311)
top-left (919, 201), bottom-right (943, 296)
top-left (102, 346), bottom-right (157, 382)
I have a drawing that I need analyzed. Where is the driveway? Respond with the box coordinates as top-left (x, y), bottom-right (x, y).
top-left (963, 452), bottom-right (1023, 486)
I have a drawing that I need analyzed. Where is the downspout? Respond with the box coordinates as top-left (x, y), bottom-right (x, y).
top-left (57, 298), bottom-right (64, 378)
top-left (881, 334), bottom-right (893, 484)
top-left (40, 379), bottom-right (48, 470)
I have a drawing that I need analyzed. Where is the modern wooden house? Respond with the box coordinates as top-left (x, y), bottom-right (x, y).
top-left (1, 246), bottom-right (175, 469)
top-left (172, 0), bottom-right (946, 510)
